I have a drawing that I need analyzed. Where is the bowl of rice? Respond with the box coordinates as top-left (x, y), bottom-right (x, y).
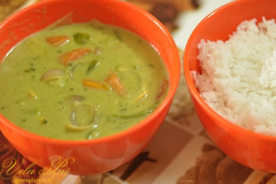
top-left (184, 0), bottom-right (276, 172)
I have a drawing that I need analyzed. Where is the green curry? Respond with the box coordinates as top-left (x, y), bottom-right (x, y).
top-left (0, 20), bottom-right (168, 140)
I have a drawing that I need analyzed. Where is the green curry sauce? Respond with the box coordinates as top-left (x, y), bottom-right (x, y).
top-left (0, 20), bottom-right (168, 140)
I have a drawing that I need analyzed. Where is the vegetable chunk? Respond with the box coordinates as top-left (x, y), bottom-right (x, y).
top-left (59, 48), bottom-right (91, 65)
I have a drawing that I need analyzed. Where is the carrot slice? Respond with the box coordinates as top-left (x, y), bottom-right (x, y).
top-left (105, 71), bottom-right (126, 97)
top-left (46, 36), bottom-right (70, 47)
top-left (157, 79), bottom-right (169, 99)
top-left (82, 79), bottom-right (111, 90)
top-left (59, 48), bottom-right (91, 65)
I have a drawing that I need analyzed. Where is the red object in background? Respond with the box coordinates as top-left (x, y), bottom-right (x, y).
top-left (184, 0), bottom-right (276, 173)
top-left (0, 0), bottom-right (180, 175)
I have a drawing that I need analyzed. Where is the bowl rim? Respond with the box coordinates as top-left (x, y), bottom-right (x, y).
top-left (184, 0), bottom-right (276, 141)
top-left (0, 0), bottom-right (180, 144)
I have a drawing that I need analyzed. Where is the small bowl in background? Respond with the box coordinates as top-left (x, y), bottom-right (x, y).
top-left (184, 0), bottom-right (276, 172)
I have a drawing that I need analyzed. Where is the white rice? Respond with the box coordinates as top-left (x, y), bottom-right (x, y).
top-left (193, 17), bottom-right (276, 136)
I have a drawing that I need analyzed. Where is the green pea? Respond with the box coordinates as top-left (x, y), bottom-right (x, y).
top-left (73, 33), bottom-right (90, 45)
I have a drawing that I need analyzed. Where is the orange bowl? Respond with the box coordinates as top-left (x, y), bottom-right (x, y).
top-left (184, 0), bottom-right (276, 172)
top-left (0, 0), bottom-right (180, 175)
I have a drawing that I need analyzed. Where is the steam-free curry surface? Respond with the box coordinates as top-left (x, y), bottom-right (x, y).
top-left (0, 20), bottom-right (168, 140)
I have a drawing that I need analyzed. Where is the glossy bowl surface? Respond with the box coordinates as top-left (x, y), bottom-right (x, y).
top-left (0, 0), bottom-right (180, 175)
top-left (184, 0), bottom-right (276, 172)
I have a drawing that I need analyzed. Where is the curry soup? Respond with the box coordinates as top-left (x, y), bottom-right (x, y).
top-left (0, 20), bottom-right (168, 140)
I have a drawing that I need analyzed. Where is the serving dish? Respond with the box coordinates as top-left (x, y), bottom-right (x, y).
top-left (0, 0), bottom-right (180, 175)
